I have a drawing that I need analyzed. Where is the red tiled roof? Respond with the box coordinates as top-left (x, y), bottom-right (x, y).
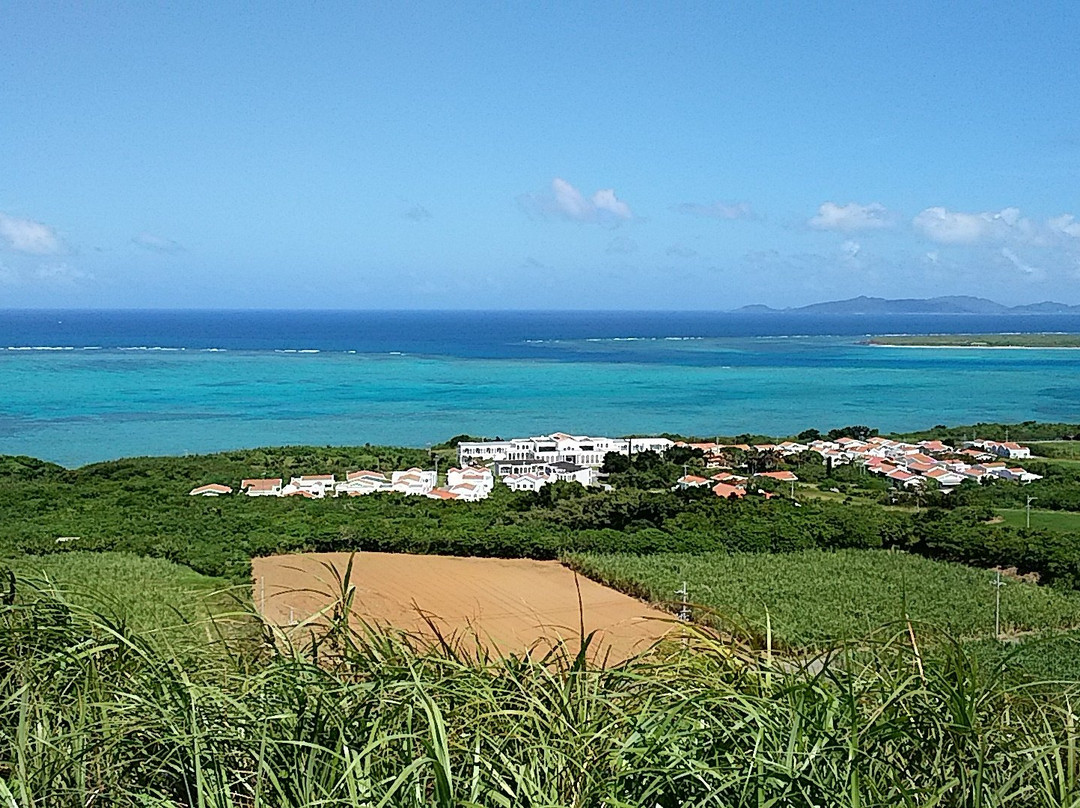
top-left (712, 482), bottom-right (746, 498)
top-left (189, 483), bottom-right (232, 495)
top-left (759, 470), bottom-right (798, 481)
top-left (347, 469), bottom-right (386, 481)
top-left (427, 489), bottom-right (459, 500)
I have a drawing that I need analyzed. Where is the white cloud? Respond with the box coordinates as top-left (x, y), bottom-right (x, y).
top-left (1049, 214), bottom-right (1080, 239)
top-left (913, 206), bottom-right (1080, 248)
top-left (522, 178), bottom-right (634, 224)
top-left (35, 262), bottom-right (91, 284)
top-left (673, 201), bottom-right (755, 220)
top-left (133, 232), bottom-right (185, 254)
top-left (0, 213), bottom-right (63, 254)
top-left (590, 187), bottom-right (632, 220)
top-left (1000, 247), bottom-right (1043, 278)
top-left (808, 201), bottom-right (894, 232)
top-left (912, 206), bottom-right (1011, 245)
top-left (840, 240), bottom-right (861, 258)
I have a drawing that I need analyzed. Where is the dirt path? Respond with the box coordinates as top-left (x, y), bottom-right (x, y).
top-left (252, 552), bottom-right (677, 663)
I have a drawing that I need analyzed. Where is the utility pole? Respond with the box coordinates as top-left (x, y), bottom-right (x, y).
top-left (675, 582), bottom-right (691, 622)
top-left (1026, 495), bottom-right (1038, 529)
top-left (992, 569), bottom-right (1005, 640)
top-left (790, 479), bottom-right (795, 500)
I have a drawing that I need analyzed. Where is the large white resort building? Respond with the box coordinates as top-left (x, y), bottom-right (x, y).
top-left (457, 432), bottom-right (674, 468)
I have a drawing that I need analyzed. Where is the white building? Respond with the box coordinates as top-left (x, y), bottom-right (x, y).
top-left (444, 482), bottom-right (488, 501)
top-left (446, 466), bottom-right (494, 494)
top-left (545, 461), bottom-right (595, 486)
top-left (969, 440), bottom-right (1033, 459)
top-left (391, 468), bottom-right (437, 495)
top-left (189, 483), bottom-right (232, 496)
top-left (241, 478), bottom-right (282, 497)
top-left (923, 468), bottom-right (967, 488)
top-left (336, 470), bottom-right (392, 496)
top-left (457, 432), bottom-right (673, 468)
top-left (502, 472), bottom-right (553, 492)
top-left (289, 475), bottom-right (336, 497)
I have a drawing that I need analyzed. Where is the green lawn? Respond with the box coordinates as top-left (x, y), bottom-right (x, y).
top-left (566, 548), bottom-right (1080, 648)
top-left (1029, 441), bottom-right (1080, 459)
top-left (995, 508), bottom-right (1080, 532)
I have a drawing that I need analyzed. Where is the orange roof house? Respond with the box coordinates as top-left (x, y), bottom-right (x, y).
top-left (758, 470), bottom-right (798, 482)
top-left (189, 483), bottom-right (232, 496)
top-left (712, 482), bottom-right (746, 499)
top-left (241, 478), bottom-right (282, 493)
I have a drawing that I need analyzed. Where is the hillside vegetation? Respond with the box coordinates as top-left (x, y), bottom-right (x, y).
top-left (5, 424), bottom-right (1080, 804)
top-left (3, 429), bottom-right (1080, 591)
top-left (4, 565), bottom-right (1080, 807)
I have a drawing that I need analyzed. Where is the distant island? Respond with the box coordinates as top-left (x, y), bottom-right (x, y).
top-left (733, 295), bottom-right (1080, 315)
top-left (866, 333), bottom-right (1080, 348)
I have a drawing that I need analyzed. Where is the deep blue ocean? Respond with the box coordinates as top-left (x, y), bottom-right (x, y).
top-left (2, 309), bottom-right (1080, 466)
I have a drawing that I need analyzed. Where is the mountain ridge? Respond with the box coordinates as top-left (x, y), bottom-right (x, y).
top-left (733, 296), bottom-right (1080, 315)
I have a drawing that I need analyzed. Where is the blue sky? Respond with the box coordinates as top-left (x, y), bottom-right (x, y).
top-left (2, 2), bottom-right (1079, 308)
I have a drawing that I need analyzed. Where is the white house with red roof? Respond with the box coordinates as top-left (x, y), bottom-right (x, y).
top-left (425, 488), bottom-right (459, 501)
top-left (444, 482), bottom-right (487, 501)
top-left (447, 466), bottom-right (494, 494)
top-left (758, 470), bottom-right (798, 482)
top-left (676, 474), bottom-right (711, 488)
top-left (924, 468), bottom-right (966, 488)
top-left (337, 470), bottom-right (391, 495)
top-left (391, 468), bottom-right (437, 495)
top-left (969, 440), bottom-right (1032, 459)
top-left (712, 481), bottom-right (746, 499)
top-left (290, 474), bottom-right (336, 497)
top-left (189, 483), bottom-right (232, 496)
top-left (886, 469), bottom-right (921, 488)
top-left (241, 478), bottom-right (282, 497)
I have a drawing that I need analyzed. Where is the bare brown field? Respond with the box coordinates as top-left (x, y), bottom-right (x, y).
top-left (252, 551), bottom-right (677, 663)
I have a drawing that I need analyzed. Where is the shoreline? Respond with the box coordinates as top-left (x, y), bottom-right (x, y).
top-left (865, 342), bottom-right (1080, 350)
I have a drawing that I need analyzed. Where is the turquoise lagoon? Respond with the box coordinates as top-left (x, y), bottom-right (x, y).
top-left (2, 317), bottom-right (1079, 466)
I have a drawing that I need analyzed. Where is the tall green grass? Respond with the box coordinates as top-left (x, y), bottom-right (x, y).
top-left (565, 548), bottom-right (1080, 647)
top-left (3, 560), bottom-right (1080, 807)
top-left (2, 551), bottom-right (249, 651)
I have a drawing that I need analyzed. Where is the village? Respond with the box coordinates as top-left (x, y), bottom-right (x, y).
top-left (187, 431), bottom-right (1043, 502)
top-left (673, 435), bottom-right (1041, 496)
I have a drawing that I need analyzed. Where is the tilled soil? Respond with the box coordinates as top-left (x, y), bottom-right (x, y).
top-left (252, 551), bottom-right (676, 663)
